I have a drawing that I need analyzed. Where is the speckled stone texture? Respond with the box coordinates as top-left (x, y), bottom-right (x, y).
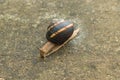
top-left (0, 0), bottom-right (120, 80)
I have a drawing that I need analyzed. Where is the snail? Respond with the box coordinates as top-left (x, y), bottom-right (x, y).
top-left (46, 19), bottom-right (74, 45)
top-left (40, 19), bottom-right (80, 58)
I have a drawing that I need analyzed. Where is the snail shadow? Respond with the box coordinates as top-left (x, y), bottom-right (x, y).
top-left (29, 45), bottom-right (71, 75)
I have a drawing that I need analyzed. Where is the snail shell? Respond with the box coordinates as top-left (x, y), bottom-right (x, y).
top-left (46, 19), bottom-right (74, 45)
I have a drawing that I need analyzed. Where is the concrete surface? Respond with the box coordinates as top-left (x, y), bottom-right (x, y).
top-left (0, 0), bottom-right (120, 80)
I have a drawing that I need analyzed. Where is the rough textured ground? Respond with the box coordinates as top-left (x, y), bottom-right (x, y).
top-left (0, 0), bottom-right (120, 80)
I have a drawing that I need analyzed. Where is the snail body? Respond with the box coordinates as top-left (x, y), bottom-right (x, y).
top-left (46, 19), bottom-right (74, 45)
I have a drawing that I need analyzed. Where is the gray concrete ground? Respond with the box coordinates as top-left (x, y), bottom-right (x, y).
top-left (0, 0), bottom-right (120, 80)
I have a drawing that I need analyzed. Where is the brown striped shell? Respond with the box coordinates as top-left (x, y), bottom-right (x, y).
top-left (46, 19), bottom-right (74, 45)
